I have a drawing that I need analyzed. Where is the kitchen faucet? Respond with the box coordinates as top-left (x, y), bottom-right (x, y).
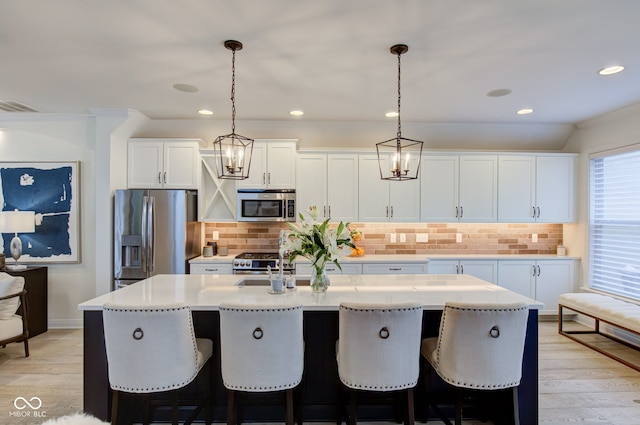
top-left (278, 229), bottom-right (287, 278)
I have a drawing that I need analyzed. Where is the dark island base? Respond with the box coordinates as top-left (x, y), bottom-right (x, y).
top-left (84, 309), bottom-right (538, 425)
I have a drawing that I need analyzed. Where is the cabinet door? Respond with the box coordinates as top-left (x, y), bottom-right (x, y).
top-left (498, 156), bottom-right (535, 222)
top-left (421, 156), bottom-right (459, 222)
top-left (237, 142), bottom-right (267, 189)
top-left (163, 141), bottom-right (200, 189)
top-left (459, 155), bottom-right (498, 222)
top-left (427, 260), bottom-right (459, 275)
top-left (460, 260), bottom-right (498, 284)
top-left (362, 263), bottom-right (428, 274)
top-left (296, 154), bottom-right (328, 217)
top-left (358, 154), bottom-right (390, 221)
top-left (535, 260), bottom-right (574, 315)
top-left (128, 141), bottom-right (164, 188)
top-left (324, 263), bottom-right (362, 275)
top-left (389, 177), bottom-right (420, 222)
top-left (267, 142), bottom-right (296, 189)
top-left (497, 261), bottom-right (535, 298)
top-left (536, 155), bottom-right (575, 223)
top-left (327, 154), bottom-right (359, 222)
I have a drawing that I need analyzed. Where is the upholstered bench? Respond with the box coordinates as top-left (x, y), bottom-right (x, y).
top-left (558, 292), bottom-right (640, 371)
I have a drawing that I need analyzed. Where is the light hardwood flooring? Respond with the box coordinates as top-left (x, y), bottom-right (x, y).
top-left (1, 322), bottom-right (640, 424)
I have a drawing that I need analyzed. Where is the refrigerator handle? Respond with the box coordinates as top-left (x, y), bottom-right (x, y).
top-left (148, 195), bottom-right (155, 273)
top-left (141, 196), bottom-right (149, 273)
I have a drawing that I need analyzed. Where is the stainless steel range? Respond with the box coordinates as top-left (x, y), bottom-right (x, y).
top-left (233, 252), bottom-right (295, 275)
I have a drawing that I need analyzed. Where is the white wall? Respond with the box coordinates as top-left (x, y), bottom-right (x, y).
top-left (563, 102), bottom-right (640, 289)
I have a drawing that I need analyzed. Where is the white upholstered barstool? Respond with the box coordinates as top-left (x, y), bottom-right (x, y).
top-left (102, 303), bottom-right (213, 425)
top-left (336, 302), bottom-right (423, 425)
top-left (421, 302), bottom-right (529, 425)
top-left (0, 273), bottom-right (29, 357)
top-left (218, 302), bottom-right (304, 425)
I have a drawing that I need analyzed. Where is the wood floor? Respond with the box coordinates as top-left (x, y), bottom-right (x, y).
top-left (1, 321), bottom-right (640, 424)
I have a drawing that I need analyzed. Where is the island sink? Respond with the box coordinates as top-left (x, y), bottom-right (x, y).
top-left (234, 277), bottom-right (310, 286)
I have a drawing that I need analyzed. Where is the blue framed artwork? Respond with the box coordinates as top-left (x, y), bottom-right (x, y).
top-left (0, 161), bottom-right (80, 263)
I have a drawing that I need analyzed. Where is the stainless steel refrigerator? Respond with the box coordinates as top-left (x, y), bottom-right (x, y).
top-left (113, 189), bottom-right (201, 289)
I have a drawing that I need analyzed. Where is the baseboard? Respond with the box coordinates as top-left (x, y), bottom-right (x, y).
top-left (48, 319), bottom-right (83, 329)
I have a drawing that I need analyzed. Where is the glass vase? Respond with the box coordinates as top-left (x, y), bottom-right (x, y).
top-left (311, 267), bottom-right (330, 293)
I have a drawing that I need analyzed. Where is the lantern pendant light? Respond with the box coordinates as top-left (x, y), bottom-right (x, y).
top-left (213, 40), bottom-right (254, 180)
top-left (376, 44), bottom-right (424, 181)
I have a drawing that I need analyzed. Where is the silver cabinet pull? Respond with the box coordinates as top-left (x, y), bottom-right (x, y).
top-left (531, 265), bottom-right (536, 277)
top-left (323, 206), bottom-right (327, 217)
top-left (389, 267), bottom-right (402, 271)
top-left (390, 206), bottom-right (394, 218)
top-left (205, 268), bottom-right (219, 272)
top-left (328, 206), bottom-right (331, 217)
top-left (386, 206), bottom-right (389, 218)
top-left (537, 265), bottom-right (541, 276)
top-left (268, 172), bottom-right (271, 185)
top-left (532, 206), bottom-right (536, 218)
top-left (455, 264), bottom-right (459, 274)
top-left (455, 206), bottom-right (459, 218)
top-left (536, 206), bottom-right (541, 218)
top-left (460, 206), bottom-right (463, 218)
top-left (157, 172), bottom-right (162, 184)
top-left (460, 264), bottom-right (464, 274)
top-left (163, 172), bottom-right (167, 184)
top-left (262, 173), bottom-right (266, 184)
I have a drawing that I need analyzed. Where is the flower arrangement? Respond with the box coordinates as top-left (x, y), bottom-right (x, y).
top-left (280, 206), bottom-right (354, 292)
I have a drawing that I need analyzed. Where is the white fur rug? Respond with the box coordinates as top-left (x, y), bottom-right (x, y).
top-left (40, 413), bottom-right (108, 425)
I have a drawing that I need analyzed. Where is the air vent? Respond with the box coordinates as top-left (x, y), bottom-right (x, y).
top-left (0, 100), bottom-right (39, 112)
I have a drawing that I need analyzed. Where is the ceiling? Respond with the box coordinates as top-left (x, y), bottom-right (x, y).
top-left (1, 0), bottom-right (639, 147)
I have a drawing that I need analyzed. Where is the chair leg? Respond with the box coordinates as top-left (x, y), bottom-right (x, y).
top-left (110, 390), bottom-right (119, 425)
top-left (349, 389), bottom-right (357, 425)
top-left (512, 387), bottom-right (520, 425)
top-left (454, 388), bottom-right (463, 425)
top-left (286, 388), bottom-right (294, 425)
top-left (405, 388), bottom-right (415, 425)
top-left (171, 389), bottom-right (179, 425)
top-left (227, 390), bottom-right (236, 425)
top-left (24, 339), bottom-right (29, 357)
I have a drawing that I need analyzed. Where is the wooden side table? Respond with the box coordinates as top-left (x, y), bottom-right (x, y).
top-left (2, 266), bottom-right (48, 337)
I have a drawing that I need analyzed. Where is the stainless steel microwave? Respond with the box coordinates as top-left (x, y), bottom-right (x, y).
top-left (237, 189), bottom-right (296, 222)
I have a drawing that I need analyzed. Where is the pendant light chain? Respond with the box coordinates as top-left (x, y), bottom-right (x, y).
top-left (230, 46), bottom-right (237, 135)
top-left (396, 50), bottom-right (402, 140)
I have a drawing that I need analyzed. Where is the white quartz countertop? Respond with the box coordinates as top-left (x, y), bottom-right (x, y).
top-left (189, 253), bottom-right (579, 264)
top-left (79, 273), bottom-right (543, 311)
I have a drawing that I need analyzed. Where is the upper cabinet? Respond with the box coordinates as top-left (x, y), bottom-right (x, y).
top-left (198, 149), bottom-right (237, 222)
top-left (421, 155), bottom-right (497, 222)
top-left (237, 140), bottom-right (297, 190)
top-left (498, 154), bottom-right (575, 223)
top-left (358, 154), bottom-right (420, 222)
top-left (128, 138), bottom-right (202, 189)
top-left (296, 153), bottom-right (358, 222)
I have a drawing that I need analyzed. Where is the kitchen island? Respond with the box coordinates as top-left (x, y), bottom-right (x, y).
top-left (79, 274), bottom-right (542, 424)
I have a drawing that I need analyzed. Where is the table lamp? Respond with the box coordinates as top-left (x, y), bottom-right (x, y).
top-left (0, 210), bottom-right (35, 270)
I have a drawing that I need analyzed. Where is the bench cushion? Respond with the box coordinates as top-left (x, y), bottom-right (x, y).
top-left (559, 293), bottom-right (640, 334)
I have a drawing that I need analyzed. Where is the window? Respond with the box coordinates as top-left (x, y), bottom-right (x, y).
top-left (590, 147), bottom-right (640, 299)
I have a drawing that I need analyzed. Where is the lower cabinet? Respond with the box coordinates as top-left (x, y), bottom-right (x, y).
top-left (427, 260), bottom-right (498, 284)
top-left (498, 259), bottom-right (575, 315)
top-left (296, 262), bottom-right (362, 275)
top-left (189, 263), bottom-right (233, 274)
top-left (362, 263), bottom-right (428, 275)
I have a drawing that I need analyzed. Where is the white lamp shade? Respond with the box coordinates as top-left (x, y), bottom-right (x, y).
top-left (0, 210), bottom-right (36, 234)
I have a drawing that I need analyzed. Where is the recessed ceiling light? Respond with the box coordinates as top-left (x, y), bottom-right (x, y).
top-left (173, 83), bottom-right (199, 93)
top-left (198, 109), bottom-right (213, 115)
top-left (385, 111), bottom-right (399, 118)
top-left (289, 110), bottom-right (304, 116)
top-left (517, 108), bottom-right (534, 115)
top-left (486, 88), bottom-right (512, 97)
top-left (598, 65), bottom-right (625, 76)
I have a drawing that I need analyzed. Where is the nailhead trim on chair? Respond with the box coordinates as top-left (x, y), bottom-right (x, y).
top-left (434, 303), bottom-right (528, 389)
top-left (339, 379), bottom-right (418, 391)
top-left (103, 304), bottom-right (201, 392)
top-left (219, 305), bottom-right (303, 312)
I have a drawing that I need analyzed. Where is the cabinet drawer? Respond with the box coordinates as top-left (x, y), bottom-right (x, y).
top-left (296, 263), bottom-right (362, 275)
top-left (362, 263), bottom-right (428, 275)
top-left (189, 263), bottom-right (233, 274)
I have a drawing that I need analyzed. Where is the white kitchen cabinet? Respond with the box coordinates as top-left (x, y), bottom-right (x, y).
top-left (198, 150), bottom-right (237, 221)
top-left (296, 262), bottom-right (362, 275)
top-left (237, 140), bottom-right (297, 190)
top-left (427, 259), bottom-right (498, 283)
top-left (189, 263), bottom-right (233, 274)
top-left (358, 154), bottom-right (420, 222)
top-left (128, 138), bottom-right (202, 189)
top-left (296, 153), bottom-right (359, 222)
top-left (362, 263), bottom-right (428, 274)
top-left (498, 154), bottom-right (575, 223)
top-left (498, 259), bottom-right (575, 315)
top-left (421, 155), bottom-right (497, 222)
